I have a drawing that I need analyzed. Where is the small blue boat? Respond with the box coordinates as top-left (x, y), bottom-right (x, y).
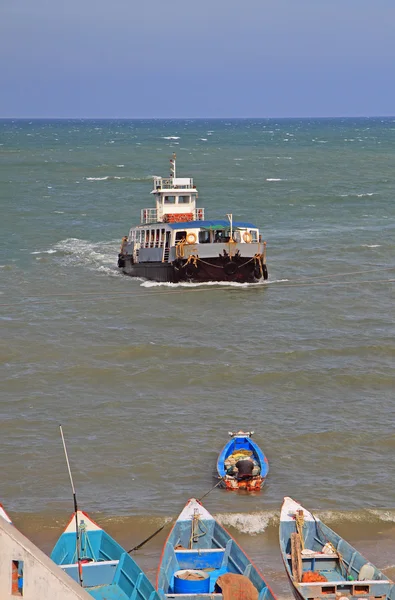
top-left (217, 431), bottom-right (269, 491)
top-left (156, 497), bottom-right (277, 599)
top-left (51, 510), bottom-right (160, 600)
top-left (280, 497), bottom-right (395, 600)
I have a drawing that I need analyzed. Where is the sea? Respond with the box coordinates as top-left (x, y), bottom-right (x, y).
top-left (1, 118), bottom-right (395, 593)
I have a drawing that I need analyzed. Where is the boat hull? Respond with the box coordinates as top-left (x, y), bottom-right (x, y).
top-left (119, 255), bottom-right (267, 283)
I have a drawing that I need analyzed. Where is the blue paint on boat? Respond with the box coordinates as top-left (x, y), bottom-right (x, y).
top-left (279, 497), bottom-right (395, 600)
top-left (51, 510), bottom-right (160, 600)
top-left (217, 431), bottom-right (269, 490)
top-left (156, 498), bottom-right (277, 600)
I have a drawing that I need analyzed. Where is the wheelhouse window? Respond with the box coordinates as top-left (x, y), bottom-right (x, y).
top-left (250, 230), bottom-right (258, 242)
top-left (164, 195), bottom-right (176, 204)
top-left (175, 231), bottom-right (187, 242)
top-left (233, 230), bottom-right (241, 242)
top-left (199, 230), bottom-right (210, 243)
top-left (177, 195), bottom-right (190, 204)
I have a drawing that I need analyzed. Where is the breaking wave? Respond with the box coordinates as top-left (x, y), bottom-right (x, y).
top-left (50, 238), bottom-right (121, 276)
top-left (85, 176), bottom-right (154, 182)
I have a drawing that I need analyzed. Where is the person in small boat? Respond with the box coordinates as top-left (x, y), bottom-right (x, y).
top-left (235, 457), bottom-right (255, 480)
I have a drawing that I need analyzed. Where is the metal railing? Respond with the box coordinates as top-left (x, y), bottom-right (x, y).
top-left (193, 208), bottom-right (205, 220)
top-left (141, 208), bottom-right (158, 224)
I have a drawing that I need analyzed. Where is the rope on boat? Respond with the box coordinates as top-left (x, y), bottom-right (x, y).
top-left (198, 478), bottom-right (224, 502)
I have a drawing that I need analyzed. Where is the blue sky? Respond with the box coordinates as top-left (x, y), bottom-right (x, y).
top-left (1, 0), bottom-right (394, 118)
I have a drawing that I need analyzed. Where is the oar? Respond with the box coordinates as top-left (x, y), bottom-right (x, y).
top-left (59, 425), bottom-right (84, 588)
top-left (127, 523), bottom-right (166, 553)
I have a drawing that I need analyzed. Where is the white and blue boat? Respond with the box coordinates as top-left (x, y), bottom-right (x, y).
top-left (217, 431), bottom-right (269, 491)
top-left (51, 510), bottom-right (160, 600)
top-left (279, 497), bottom-right (394, 600)
top-left (118, 155), bottom-right (268, 283)
top-left (156, 497), bottom-right (276, 599)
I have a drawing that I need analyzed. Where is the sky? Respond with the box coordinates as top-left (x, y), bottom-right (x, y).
top-left (1, 0), bottom-right (395, 118)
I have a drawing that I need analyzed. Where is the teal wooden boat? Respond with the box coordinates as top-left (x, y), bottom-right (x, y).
top-left (157, 497), bottom-right (277, 599)
top-left (279, 497), bottom-right (395, 600)
top-left (51, 510), bottom-right (160, 600)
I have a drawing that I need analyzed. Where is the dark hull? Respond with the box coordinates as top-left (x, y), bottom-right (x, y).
top-left (118, 255), bottom-right (268, 283)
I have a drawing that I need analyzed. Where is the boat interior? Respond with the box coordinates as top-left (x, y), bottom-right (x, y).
top-left (282, 519), bottom-right (392, 600)
top-left (158, 519), bottom-right (270, 600)
top-left (52, 530), bottom-right (157, 600)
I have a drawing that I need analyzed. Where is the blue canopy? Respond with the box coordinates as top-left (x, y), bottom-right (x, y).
top-left (168, 219), bottom-right (258, 230)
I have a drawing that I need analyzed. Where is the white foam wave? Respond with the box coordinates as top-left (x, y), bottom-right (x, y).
top-left (86, 176), bottom-right (125, 181)
top-left (361, 244), bottom-right (381, 248)
top-left (216, 511), bottom-right (277, 535)
top-left (53, 211), bottom-right (64, 214)
top-left (116, 164), bottom-right (125, 168)
top-left (266, 178), bottom-right (286, 182)
top-left (139, 280), bottom-right (268, 289)
top-left (162, 136), bottom-right (180, 140)
top-left (339, 192), bottom-right (377, 198)
top-left (200, 138), bottom-right (208, 141)
top-left (31, 249), bottom-right (57, 255)
top-left (52, 238), bottom-right (121, 276)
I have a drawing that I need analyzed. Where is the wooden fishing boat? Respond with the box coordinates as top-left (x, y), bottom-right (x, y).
top-left (117, 154), bottom-right (268, 283)
top-left (51, 510), bottom-right (161, 600)
top-left (157, 497), bottom-right (276, 599)
top-left (217, 431), bottom-right (269, 491)
top-left (279, 497), bottom-right (394, 600)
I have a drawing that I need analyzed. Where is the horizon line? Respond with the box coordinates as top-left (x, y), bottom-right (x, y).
top-left (1, 115), bottom-right (395, 121)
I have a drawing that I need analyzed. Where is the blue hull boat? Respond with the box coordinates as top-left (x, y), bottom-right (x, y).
top-left (156, 497), bottom-right (277, 599)
top-left (217, 431), bottom-right (269, 491)
top-left (280, 497), bottom-right (395, 600)
top-left (51, 510), bottom-right (160, 600)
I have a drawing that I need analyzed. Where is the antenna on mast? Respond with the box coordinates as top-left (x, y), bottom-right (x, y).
top-left (170, 153), bottom-right (176, 178)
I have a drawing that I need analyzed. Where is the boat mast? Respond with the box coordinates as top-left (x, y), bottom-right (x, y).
top-left (59, 425), bottom-right (84, 588)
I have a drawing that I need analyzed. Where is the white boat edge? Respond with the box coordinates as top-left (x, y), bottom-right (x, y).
top-left (280, 496), bottom-right (318, 523)
top-left (0, 503), bottom-right (12, 524)
top-left (63, 510), bottom-right (102, 533)
top-left (177, 498), bottom-right (214, 522)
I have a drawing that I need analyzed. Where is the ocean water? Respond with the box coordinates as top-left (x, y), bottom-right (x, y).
top-left (1, 118), bottom-right (395, 594)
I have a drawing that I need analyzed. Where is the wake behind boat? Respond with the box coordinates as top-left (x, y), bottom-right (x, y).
top-left (217, 431), bottom-right (269, 491)
top-left (156, 497), bottom-right (276, 599)
top-left (118, 155), bottom-right (268, 283)
top-left (51, 510), bottom-right (160, 600)
top-left (279, 497), bottom-right (395, 600)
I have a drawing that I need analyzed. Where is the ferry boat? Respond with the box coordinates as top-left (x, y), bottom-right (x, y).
top-left (117, 155), bottom-right (268, 283)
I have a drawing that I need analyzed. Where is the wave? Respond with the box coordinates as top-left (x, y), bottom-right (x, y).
top-left (266, 178), bottom-right (286, 182)
top-left (10, 507), bottom-right (395, 538)
top-left (339, 192), bottom-right (377, 198)
top-left (139, 280), bottom-right (269, 289)
top-left (216, 511), bottom-right (277, 535)
top-left (162, 136), bottom-right (180, 140)
top-left (85, 176), bottom-right (153, 182)
top-left (51, 238), bottom-right (120, 276)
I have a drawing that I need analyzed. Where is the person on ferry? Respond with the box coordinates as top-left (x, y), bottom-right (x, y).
top-left (214, 231), bottom-right (222, 242)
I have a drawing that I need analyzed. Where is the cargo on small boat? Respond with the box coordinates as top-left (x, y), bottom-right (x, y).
top-left (118, 155), bottom-right (268, 283)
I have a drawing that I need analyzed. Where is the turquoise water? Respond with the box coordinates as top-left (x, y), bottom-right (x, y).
top-left (1, 118), bottom-right (395, 592)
